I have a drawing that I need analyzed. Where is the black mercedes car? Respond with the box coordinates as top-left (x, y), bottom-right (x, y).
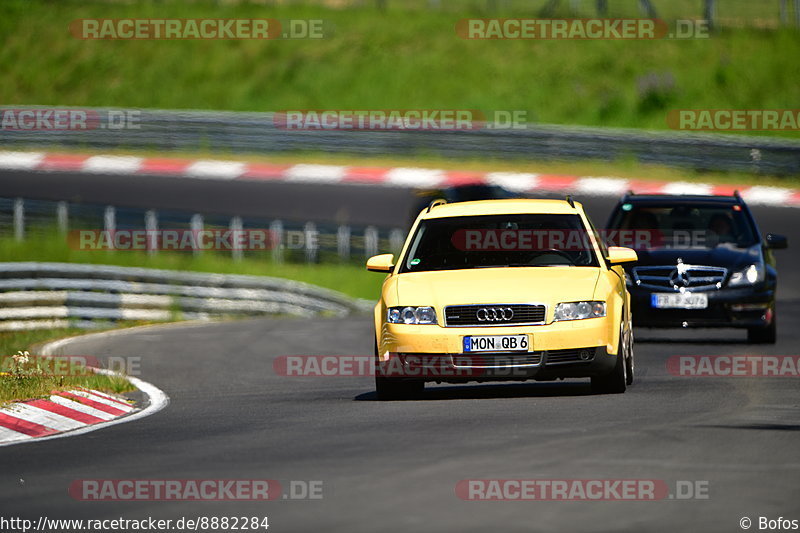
top-left (606, 193), bottom-right (787, 343)
top-left (409, 184), bottom-right (520, 227)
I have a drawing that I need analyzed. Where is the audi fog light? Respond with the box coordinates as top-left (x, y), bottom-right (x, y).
top-left (554, 301), bottom-right (606, 321)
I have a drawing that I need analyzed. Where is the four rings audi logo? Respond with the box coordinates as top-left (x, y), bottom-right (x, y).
top-left (476, 307), bottom-right (514, 322)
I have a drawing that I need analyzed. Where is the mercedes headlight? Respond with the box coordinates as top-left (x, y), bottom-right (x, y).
top-left (387, 306), bottom-right (438, 325)
top-left (554, 301), bottom-right (606, 321)
top-left (728, 264), bottom-right (764, 287)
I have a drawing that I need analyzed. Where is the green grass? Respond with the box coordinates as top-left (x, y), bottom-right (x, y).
top-left (0, 328), bottom-right (136, 405)
top-left (2, 232), bottom-right (384, 300)
top-left (0, 0), bottom-right (798, 138)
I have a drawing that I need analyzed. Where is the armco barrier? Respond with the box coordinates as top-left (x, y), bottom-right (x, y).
top-left (0, 262), bottom-right (373, 331)
top-left (0, 107), bottom-right (798, 174)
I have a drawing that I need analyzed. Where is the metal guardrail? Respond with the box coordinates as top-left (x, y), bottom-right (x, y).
top-left (0, 262), bottom-right (373, 331)
top-left (1, 197), bottom-right (407, 264)
top-left (1, 107), bottom-right (799, 174)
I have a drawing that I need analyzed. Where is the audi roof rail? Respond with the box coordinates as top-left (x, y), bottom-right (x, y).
top-left (426, 198), bottom-right (447, 212)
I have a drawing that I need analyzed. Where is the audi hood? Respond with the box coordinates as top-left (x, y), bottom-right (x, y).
top-left (386, 267), bottom-right (601, 311)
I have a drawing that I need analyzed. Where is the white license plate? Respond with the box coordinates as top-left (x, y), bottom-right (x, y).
top-left (651, 292), bottom-right (708, 309)
top-left (463, 335), bottom-right (529, 352)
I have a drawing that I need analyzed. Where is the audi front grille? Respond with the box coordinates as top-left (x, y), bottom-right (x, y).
top-left (444, 304), bottom-right (547, 327)
top-left (632, 265), bottom-right (727, 291)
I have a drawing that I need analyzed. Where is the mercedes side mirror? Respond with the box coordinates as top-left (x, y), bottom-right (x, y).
top-left (766, 233), bottom-right (788, 250)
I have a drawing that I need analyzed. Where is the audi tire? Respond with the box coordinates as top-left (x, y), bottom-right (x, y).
top-left (375, 376), bottom-right (424, 401)
top-left (625, 326), bottom-right (634, 386)
top-left (591, 328), bottom-right (627, 394)
top-left (374, 342), bottom-right (424, 400)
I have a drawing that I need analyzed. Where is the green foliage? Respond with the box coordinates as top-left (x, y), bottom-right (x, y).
top-left (0, 0), bottom-right (797, 137)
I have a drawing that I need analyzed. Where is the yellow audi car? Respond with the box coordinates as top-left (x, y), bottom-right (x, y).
top-left (367, 198), bottom-right (638, 399)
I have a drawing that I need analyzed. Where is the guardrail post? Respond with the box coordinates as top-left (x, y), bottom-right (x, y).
top-left (56, 201), bottom-right (68, 234)
top-left (270, 220), bottom-right (284, 263)
top-left (389, 228), bottom-right (405, 254)
top-left (364, 226), bottom-right (379, 259)
top-left (145, 210), bottom-right (158, 256)
top-left (703, 0), bottom-right (716, 30)
top-left (13, 198), bottom-right (24, 241)
top-left (795, 0), bottom-right (800, 27)
top-left (304, 222), bottom-right (318, 263)
top-left (750, 149), bottom-right (762, 173)
top-left (104, 205), bottom-right (116, 235)
top-left (190, 214), bottom-right (203, 256)
top-left (337, 225), bottom-right (351, 261)
top-left (230, 216), bottom-right (243, 262)
top-left (703, 0), bottom-right (717, 30)
top-left (638, 0), bottom-right (657, 17)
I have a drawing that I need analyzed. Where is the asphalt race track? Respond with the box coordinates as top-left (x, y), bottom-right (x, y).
top-left (2, 168), bottom-right (800, 532)
top-left (0, 169), bottom-right (418, 227)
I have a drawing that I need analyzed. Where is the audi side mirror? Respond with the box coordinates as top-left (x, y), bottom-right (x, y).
top-left (607, 246), bottom-right (638, 265)
top-left (367, 253), bottom-right (395, 273)
top-left (766, 233), bottom-right (788, 250)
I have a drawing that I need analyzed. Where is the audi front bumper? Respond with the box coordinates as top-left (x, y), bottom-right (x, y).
top-left (376, 317), bottom-right (620, 383)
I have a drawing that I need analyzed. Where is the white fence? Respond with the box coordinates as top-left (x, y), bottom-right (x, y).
top-left (4, 197), bottom-right (407, 264)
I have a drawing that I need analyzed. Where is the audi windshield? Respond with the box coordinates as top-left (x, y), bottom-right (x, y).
top-left (399, 214), bottom-right (600, 273)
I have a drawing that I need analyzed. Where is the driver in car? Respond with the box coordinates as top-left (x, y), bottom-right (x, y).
top-left (707, 213), bottom-right (735, 245)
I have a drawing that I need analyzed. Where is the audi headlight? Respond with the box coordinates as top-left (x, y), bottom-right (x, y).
top-left (728, 264), bottom-right (764, 287)
top-left (387, 306), bottom-right (438, 325)
top-left (554, 301), bottom-right (606, 321)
